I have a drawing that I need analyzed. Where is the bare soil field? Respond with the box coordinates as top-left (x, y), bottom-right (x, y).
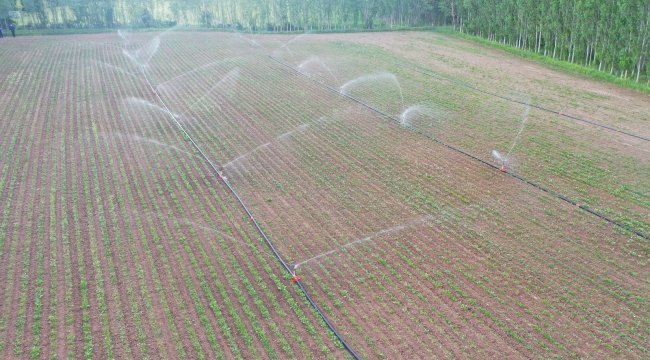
top-left (0, 31), bottom-right (648, 359)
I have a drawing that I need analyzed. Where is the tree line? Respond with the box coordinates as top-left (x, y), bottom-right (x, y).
top-left (0, 0), bottom-right (647, 82)
top-left (442, 0), bottom-right (649, 82)
top-left (0, 1), bottom-right (446, 31)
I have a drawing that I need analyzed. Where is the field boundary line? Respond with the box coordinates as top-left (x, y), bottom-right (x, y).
top-left (269, 56), bottom-right (650, 241)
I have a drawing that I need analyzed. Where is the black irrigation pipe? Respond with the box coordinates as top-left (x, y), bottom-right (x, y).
top-left (140, 70), bottom-right (362, 360)
top-left (407, 66), bottom-right (650, 143)
top-left (270, 56), bottom-right (650, 241)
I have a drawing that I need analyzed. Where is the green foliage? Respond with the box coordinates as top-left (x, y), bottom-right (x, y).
top-left (438, 27), bottom-right (650, 94)
top-left (0, 0), bottom-right (16, 25)
top-left (14, 1), bottom-right (646, 85)
top-left (15, 0), bottom-right (447, 31)
top-left (436, 0), bottom-right (650, 84)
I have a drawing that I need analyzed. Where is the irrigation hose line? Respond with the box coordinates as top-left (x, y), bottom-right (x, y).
top-left (406, 66), bottom-right (650, 143)
top-left (269, 56), bottom-right (650, 241)
top-left (139, 70), bottom-right (362, 360)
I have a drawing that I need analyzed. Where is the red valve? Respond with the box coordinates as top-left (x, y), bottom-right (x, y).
top-left (291, 274), bottom-right (301, 283)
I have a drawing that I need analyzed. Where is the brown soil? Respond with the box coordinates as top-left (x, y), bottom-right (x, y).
top-left (334, 32), bottom-right (649, 135)
top-left (1, 31), bottom-right (647, 359)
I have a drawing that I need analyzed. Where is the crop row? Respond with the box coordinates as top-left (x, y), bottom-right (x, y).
top-left (2, 31), bottom-right (646, 359)
top-left (0, 40), bottom-right (69, 359)
top-left (138, 34), bottom-right (647, 358)
top-left (1, 34), bottom-right (347, 359)
top-left (230, 112), bottom-right (647, 358)
top-left (104, 32), bottom-right (344, 354)
top-left (270, 36), bottom-right (650, 237)
top-left (282, 33), bottom-right (649, 136)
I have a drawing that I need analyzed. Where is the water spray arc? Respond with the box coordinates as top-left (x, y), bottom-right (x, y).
top-left (106, 131), bottom-right (200, 159)
top-left (504, 97), bottom-right (531, 160)
top-left (184, 67), bottom-right (241, 111)
top-left (269, 56), bottom-right (649, 241)
top-left (398, 105), bottom-right (450, 130)
top-left (273, 33), bottom-right (310, 57)
top-left (221, 142), bottom-right (271, 169)
top-left (237, 32), bottom-right (264, 48)
top-left (117, 30), bottom-right (361, 360)
top-left (155, 57), bottom-right (241, 91)
top-left (293, 215), bottom-right (433, 271)
top-left (492, 96), bottom-right (531, 172)
top-left (219, 116), bottom-right (329, 171)
top-left (297, 56), bottom-right (339, 83)
top-left (339, 72), bottom-right (405, 112)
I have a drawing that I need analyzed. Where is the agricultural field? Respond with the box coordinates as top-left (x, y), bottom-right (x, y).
top-left (0, 30), bottom-right (648, 359)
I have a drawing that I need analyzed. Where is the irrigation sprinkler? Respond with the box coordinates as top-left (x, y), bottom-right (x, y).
top-left (491, 150), bottom-right (508, 173)
top-left (268, 56), bottom-right (650, 241)
top-left (116, 31), bottom-right (362, 360)
top-left (291, 265), bottom-right (302, 283)
top-left (405, 65), bottom-right (650, 142)
top-left (291, 271), bottom-right (301, 284)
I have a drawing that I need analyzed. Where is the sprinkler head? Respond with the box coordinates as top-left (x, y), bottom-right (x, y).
top-left (499, 166), bottom-right (506, 173)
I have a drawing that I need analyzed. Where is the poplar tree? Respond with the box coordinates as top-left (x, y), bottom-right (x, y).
top-left (8, 0), bottom-right (646, 82)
